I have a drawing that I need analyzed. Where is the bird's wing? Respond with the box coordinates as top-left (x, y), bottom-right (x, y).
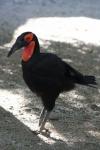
top-left (31, 53), bottom-right (66, 91)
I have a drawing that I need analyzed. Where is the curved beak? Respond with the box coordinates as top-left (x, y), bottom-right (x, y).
top-left (7, 40), bottom-right (24, 57)
top-left (7, 43), bottom-right (18, 57)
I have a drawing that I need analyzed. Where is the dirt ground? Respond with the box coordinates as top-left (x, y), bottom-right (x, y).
top-left (0, 0), bottom-right (100, 150)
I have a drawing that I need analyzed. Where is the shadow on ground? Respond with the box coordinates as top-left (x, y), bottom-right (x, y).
top-left (0, 106), bottom-right (48, 149)
top-left (0, 40), bottom-right (100, 149)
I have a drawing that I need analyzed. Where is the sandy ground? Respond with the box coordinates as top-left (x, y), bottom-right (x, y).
top-left (0, 0), bottom-right (100, 150)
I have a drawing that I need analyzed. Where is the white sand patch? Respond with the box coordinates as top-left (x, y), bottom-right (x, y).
top-left (10, 17), bottom-right (100, 46)
top-left (0, 89), bottom-right (38, 129)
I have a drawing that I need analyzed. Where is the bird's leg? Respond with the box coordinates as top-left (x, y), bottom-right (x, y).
top-left (39, 110), bottom-right (50, 132)
top-left (39, 107), bottom-right (46, 126)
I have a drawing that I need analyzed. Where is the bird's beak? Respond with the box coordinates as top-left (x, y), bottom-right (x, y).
top-left (7, 43), bottom-right (18, 57)
top-left (7, 41), bottom-right (23, 57)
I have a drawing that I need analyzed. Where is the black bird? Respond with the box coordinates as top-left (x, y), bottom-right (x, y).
top-left (8, 32), bottom-right (97, 132)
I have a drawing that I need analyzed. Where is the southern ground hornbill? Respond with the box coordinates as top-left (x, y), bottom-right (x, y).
top-left (7, 32), bottom-right (97, 133)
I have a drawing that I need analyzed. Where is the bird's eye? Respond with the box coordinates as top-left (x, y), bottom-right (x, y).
top-left (24, 33), bottom-right (33, 43)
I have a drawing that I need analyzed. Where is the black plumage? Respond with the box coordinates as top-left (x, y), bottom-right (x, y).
top-left (8, 32), bottom-right (97, 132)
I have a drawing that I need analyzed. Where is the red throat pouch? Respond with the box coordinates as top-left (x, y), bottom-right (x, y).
top-left (22, 41), bottom-right (35, 62)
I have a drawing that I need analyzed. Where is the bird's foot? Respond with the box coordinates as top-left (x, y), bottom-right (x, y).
top-left (32, 128), bottom-right (50, 136)
top-left (40, 128), bottom-right (51, 136)
top-left (32, 130), bottom-right (40, 135)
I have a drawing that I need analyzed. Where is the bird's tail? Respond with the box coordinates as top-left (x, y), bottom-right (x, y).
top-left (75, 75), bottom-right (97, 88)
top-left (65, 63), bottom-right (97, 88)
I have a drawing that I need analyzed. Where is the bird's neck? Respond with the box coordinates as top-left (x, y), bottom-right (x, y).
top-left (22, 41), bottom-right (40, 62)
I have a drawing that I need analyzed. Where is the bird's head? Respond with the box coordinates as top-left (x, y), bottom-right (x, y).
top-left (7, 32), bottom-right (40, 62)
